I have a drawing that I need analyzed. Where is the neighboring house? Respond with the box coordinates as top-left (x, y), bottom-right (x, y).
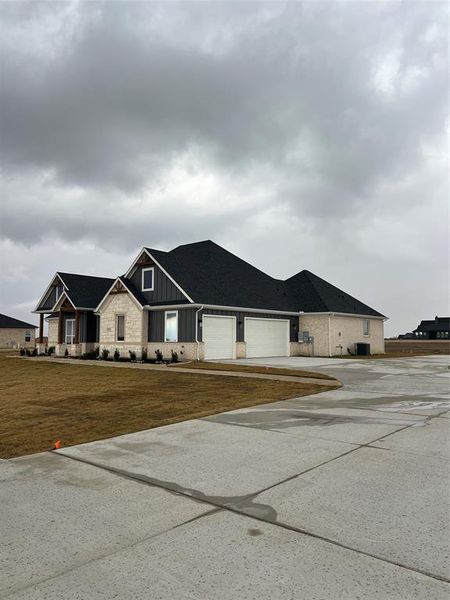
top-left (0, 314), bottom-right (37, 349)
top-left (33, 240), bottom-right (386, 358)
top-left (410, 316), bottom-right (449, 340)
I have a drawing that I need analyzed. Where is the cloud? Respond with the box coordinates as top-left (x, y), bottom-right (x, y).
top-left (0, 1), bottom-right (448, 335)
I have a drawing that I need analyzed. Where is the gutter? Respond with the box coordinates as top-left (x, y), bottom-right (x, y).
top-left (328, 312), bottom-right (334, 357)
top-left (145, 303), bottom-right (299, 316)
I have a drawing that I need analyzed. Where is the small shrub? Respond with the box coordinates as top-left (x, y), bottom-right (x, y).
top-left (20, 348), bottom-right (26, 356)
top-left (155, 349), bottom-right (163, 362)
top-left (129, 350), bottom-right (137, 361)
top-left (31, 348), bottom-right (38, 357)
top-left (94, 346), bottom-right (100, 358)
top-left (48, 346), bottom-right (55, 356)
top-left (141, 348), bottom-right (148, 362)
top-left (25, 349), bottom-right (31, 357)
top-left (101, 348), bottom-right (110, 360)
top-left (113, 349), bottom-right (120, 361)
top-left (64, 348), bottom-right (69, 357)
top-left (171, 350), bottom-right (178, 363)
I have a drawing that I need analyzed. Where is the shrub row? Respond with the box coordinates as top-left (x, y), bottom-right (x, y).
top-left (20, 346), bottom-right (180, 363)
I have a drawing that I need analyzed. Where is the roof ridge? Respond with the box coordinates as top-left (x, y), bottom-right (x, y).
top-left (57, 272), bottom-right (115, 281)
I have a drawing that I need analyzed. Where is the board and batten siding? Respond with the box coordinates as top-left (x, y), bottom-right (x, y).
top-left (129, 262), bottom-right (186, 305)
top-left (148, 308), bottom-right (196, 343)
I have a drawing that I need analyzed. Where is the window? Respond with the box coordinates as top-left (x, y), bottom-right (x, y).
top-left (142, 267), bottom-right (154, 291)
top-left (165, 311), bottom-right (178, 342)
top-left (363, 319), bottom-right (370, 336)
top-left (65, 319), bottom-right (75, 344)
top-left (25, 331), bottom-right (31, 342)
top-left (116, 315), bottom-right (125, 342)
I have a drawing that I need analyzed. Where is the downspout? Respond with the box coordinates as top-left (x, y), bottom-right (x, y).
top-left (328, 312), bottom-right (334, 357)
top-left (195, 305), bottom-right (204, 361)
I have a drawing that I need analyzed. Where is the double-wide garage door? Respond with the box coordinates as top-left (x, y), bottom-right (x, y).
top-left (203, 314), bottom-right (289, 360)
top-left (245, 318), bottom-right (289, 358)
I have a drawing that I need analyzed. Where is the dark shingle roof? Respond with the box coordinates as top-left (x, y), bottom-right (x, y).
top-left (146, 241), bottom-right (299, 312)
top-left (0, 314), bottom-right (37, 329)
top-left (58, 273), bottom-right (115, 309)
top-left (145, 240), bottom-right (384, 316)
top-left (415, 317), bottom-right (449, 332)
top-left (119, 276), bottom-right (147, 307)
top-left (285, 270), bottom-right (384, 317)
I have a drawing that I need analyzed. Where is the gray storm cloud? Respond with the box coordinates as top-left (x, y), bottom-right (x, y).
top-left (0, 1), bottom-right (448, 335)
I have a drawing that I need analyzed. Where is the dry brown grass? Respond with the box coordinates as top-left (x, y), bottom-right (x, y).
top-left (0, 354), bottom-right (330, 459)
top-left (177, 361), bottom-right (334, 380)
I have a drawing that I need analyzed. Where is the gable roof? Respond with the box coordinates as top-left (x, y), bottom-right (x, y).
top-left (415, 317), bottom-right (450, 332)
top-left (285, 270), bottom-right (384, 317)
top-left (0, 314), bottom-right (37, 329)
top-left (57, 273), bottom-right (115, 309)
top-left (145, 241), bottom-right (300, 312)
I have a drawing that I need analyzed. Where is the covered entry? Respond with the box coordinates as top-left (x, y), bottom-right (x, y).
top-left (245, 317), bottom-right (289, 358)
top-left (203, 315), bottom-right (235, 360)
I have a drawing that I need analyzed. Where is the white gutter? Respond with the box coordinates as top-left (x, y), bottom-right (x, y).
top-left (303, 311), bottom-right (386, 320)
top-left (195, 305), bottom-right (204, 361)
top-left (145, 303), bottom-right (299, 316)
top-left (328, 313), bottom-right (334, 357)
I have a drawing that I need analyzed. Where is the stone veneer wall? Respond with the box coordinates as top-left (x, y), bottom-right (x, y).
top-left (330, 315), bottom-right (384, 355)
top-left (0, 328), bottom-right (35, 349)
top-left (99, 293), bottom-right (146, 358)
top-left (47, 319), bottom-right (58, 345)
top-left (146, 342), bottom-right (201, 361)
top-left (298, 314), bottom-right (331, 357)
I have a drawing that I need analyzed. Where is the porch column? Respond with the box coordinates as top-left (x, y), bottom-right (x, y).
top-left (58, 312), bottom-right (63, 344)
top-left (39, 313), bottom-right (44, 344)
top-left (75, 310), bottom-right (80, 345)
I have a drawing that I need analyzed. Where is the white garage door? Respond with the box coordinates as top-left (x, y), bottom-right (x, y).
top-left (203, 315), bottom-right (235, 360)
top-left (245, 318), bottom-right (289, 358)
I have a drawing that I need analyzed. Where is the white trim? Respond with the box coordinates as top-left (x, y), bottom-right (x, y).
top-left (244, 316), bottom-right (290, 358)
top-left (146, 303), bottom-right (299, 316)
top-left (65, 318), bottom-right (75, 345)
top-left (52, 291), bottom-right (76, 312)
top-left (164, 310), bottom-right (178, 343)
top-left (115, 314), bottom-right (126, 342)
top-left (34, 273), bottom-right (66, 312)
top-left (301, 311), bottom-right (386, 320)
top-left (124, 248), bottom-right (194, 303)
top-left (141, 267), bottom-right (155, 292)
top-left (95, 277), bottom-right (144, 312)
top-left (195, 305), bottom-right (204, 361)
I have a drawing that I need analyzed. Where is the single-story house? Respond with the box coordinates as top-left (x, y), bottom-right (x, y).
top-left (33, 240), bottom-right (386, 359)
top-left (0, 314), bottom-right (37, 349)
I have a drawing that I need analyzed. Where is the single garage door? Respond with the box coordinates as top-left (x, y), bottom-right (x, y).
top-left (245, 317), bottom-right (289, 358)
top-left (203, 315), bottom-right (235, 360)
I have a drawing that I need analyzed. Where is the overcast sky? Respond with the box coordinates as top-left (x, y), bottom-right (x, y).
top-left (0, 1), bottom-right (448, 336)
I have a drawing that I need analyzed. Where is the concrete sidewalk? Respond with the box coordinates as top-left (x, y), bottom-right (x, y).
top-left (19, 355), bottom-right (341, 386)
top-left (1, 356), bottom-right (449, 599)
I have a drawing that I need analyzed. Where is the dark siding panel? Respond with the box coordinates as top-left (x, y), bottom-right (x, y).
top-left (200, 308), bottom-right (298, 342)
top-left (148, 309), bottom-right (196, 342)
top-left (130, 263), bottom-right (186, 305)
top-left (85, 312), bottom-right (98, 343)
top-left (39, 287), bottom-right (57, 310)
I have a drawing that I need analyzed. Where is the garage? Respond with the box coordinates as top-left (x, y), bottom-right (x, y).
top-left (245, 317), bottom-right (289, 358)
top-left (203, 315), bottom-right (236, 360)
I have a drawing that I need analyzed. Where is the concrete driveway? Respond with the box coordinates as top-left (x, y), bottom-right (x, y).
top-left (1, 356), bottom-right (449, 599)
